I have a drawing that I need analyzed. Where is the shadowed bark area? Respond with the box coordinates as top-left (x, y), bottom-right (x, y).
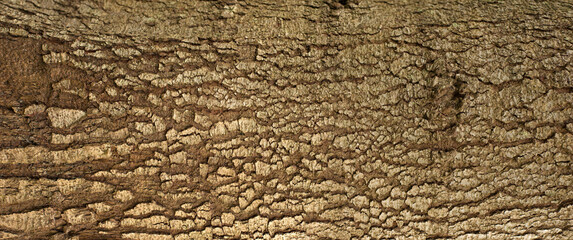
top-left (0, 0), bottom-right (572, 239)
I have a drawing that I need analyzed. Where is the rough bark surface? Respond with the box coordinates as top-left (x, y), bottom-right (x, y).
top-left (0, 0), bottom-right (572, 239)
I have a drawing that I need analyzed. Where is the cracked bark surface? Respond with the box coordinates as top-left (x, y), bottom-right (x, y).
top-left (0, 0), bottom-right (572, 239)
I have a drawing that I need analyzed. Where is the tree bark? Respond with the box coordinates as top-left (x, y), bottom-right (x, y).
top-left (0, 0), bottom-right (572, 239)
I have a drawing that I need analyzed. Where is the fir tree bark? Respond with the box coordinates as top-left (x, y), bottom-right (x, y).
top-left (0, 0), bottom-right (572, 239)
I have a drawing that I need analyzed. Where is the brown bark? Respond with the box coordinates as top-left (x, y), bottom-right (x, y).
top-left (0, 0), bottom-right (572, 239)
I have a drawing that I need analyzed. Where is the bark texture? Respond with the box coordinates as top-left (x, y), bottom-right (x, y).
top-left (0, 0), bottom-right (572, 239)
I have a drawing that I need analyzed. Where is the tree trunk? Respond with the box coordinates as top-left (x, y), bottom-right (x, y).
top-left (0, 0), bottom-right (572, 239)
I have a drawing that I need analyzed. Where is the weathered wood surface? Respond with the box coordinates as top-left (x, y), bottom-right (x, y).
top-left (0, 0), bottom-right (572, 239)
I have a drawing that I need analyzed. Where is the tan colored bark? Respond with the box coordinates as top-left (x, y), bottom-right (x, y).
top-left (0, 0), bottom-right (572, 239)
